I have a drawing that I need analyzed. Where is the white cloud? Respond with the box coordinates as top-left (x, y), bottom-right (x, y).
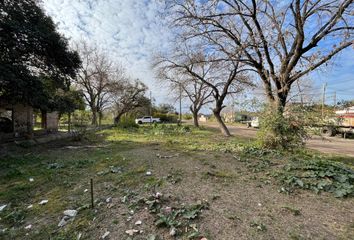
top-left (42, 0), bottom-right (172, 103)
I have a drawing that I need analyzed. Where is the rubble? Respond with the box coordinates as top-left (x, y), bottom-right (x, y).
top-left (0, 204), bottom-right (7, 212)
top-left (58, 216), bottom-right (70, 227)
top-left (101, 231), bottom-right (110, 239)
top-left (125, 229), bottom-right (139, 236)
top-left (39, 200), bottom-right (48, 205)
top-left (63, 209), bottom-right (78, 217)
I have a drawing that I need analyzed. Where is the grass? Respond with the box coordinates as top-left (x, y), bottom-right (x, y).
top-left (0, 124), bottom-right (353, 239)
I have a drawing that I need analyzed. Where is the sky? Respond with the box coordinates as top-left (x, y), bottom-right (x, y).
top-left (41, 0), bottom-right (354, 112)
top-left (42, 0), bottom-right (175, 107)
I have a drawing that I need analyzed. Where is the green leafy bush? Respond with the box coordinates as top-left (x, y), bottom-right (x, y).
top-left (279, 159), bottom-right (354, 197)
top-left (257, 107), bottom-right (308, 150)
top-left (116, 116), bottom-right (139, 129)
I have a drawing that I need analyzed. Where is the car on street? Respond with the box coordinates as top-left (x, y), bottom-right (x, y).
top-left (135, 116), bottom-right (161, 124)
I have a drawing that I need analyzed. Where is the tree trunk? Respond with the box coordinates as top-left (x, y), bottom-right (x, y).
top-left (98, 112), bottom-right (102, 126)
top-left (190, 106), bottom-right (200, 128)
top-left (68, 112), bottom-right (71, 132)
top-left (41, 111), bottom-right (47, 129)
top-left (193, 111), bottom-right (199, 127)
top-left (114, 112), bottom-right (125, 124)
top-left (26, 107), bottom-right (33, 139)
top-left (213, 107), bottom-right (231, 137)
top-left (91, 109), bottom-right (98, 126)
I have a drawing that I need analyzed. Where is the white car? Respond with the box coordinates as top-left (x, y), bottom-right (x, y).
top-left (251, 117), bottom-right (259, 128)
top-left (135, 116), bottom-right (161, 124)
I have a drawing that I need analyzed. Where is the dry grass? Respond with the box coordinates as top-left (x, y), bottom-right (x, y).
top-left (0, 125), bottom-right (353, 239)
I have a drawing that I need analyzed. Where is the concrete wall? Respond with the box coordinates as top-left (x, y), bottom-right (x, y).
top-left (13, 104), bottom-right (33, 134)
top-left (1, 100), bottom-right (59, 137)
top-left (46, 111), bottom-right (59, 131)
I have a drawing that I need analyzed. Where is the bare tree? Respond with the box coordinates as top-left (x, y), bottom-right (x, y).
top-left (75, 41), bottom-right (124, 125)
top-left (156, 48), bottom-right (252, 136)
top-left (110, 79), bottom-right (149, 124)
top-left (157, 67), bottom-right (213, 127)
top-left (172, 0), bottom-right (354, 113)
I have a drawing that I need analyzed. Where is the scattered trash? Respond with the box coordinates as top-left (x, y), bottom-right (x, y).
top-left (27, 204), bottom-right (33, 209)
top-left (101, 231), bottom-right (110, 239)
top-left (121, 195), bottom-right (127, 203)
top-left (258, 203), bottom-right (262, 207)
top-left (77, 232), bottom-right (82, 240)
top-left (146, 171), bottom-right (152, 176)
top-left (97, 170), bottom-right (109, 176)
top-left (84, 189), bottom-right (88, 193)
top-left (201, 238), bottom-right (208, 240)
top-left (106, 197), bottom-right (112, 203)
top-left (24, 224), bottom-right (32, 230)
top-left (125, 229), bottom-right (139, 236)
top-left (47, 163), bottom-right (62, 169)
top-left (154, 192), bottom-right (162, 198)
top-left (39, 200), bottom-right (48, 205)
top-left (156, 153), bottom-right (179, 159)
top-left (63, 209), bottom-right (78, 217)
top-left (29, 178), bottom-right (34, 182)
top-left (134, 220), bottom-right (142, 225)
top-left (0, 204), bottom-right (7, 212)
top-left (110, 166), bottom-right (122, 173)
top-left (58, 216), bottom-right (70, 227)
top-left (169, 227), bottom-right (177, 236)
top-left (98, 166), bottom-right (123, 176)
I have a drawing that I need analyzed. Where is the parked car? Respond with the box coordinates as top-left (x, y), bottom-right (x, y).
top-left (135, 116), bottom-right (161, 124)
top-left (250, 117), bottom-right (259, 128)
top-left (0, 117), bottom-right (13, 133)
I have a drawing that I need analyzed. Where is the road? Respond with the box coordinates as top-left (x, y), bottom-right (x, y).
top-left (201, 122), bottom-right (354, 158)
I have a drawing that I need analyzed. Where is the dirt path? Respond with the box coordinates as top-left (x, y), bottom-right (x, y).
top-left (201, 122), bottom-right (354, 157)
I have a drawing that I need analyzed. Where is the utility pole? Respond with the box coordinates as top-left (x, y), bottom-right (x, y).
top-left (149, 91), bottom-right (152, 124)
top-left (333, 91), bottom-right (337, 111)
top-left (321, 83), bottom-right (327, 118)
top-left (179, 83), bottom-right (182, 125)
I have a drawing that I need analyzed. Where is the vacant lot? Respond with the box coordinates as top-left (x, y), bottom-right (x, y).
top-left (0, 125), bottom-right (353, 239)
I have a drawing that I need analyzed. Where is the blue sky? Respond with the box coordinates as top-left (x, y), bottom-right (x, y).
top-left (41, 0), bottom-right (354, 110)
top-left (42, 0), bottom-right (174, 105)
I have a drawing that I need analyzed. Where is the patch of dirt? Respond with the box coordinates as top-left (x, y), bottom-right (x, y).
top-left (85, 145), bottom-right (354, 239)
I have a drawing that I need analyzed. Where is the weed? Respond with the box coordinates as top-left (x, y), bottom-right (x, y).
top-left (281, 205), bottom-right (301, 216)
top-left (279, 159), bottom-right (354, 197)
top-left (250, 220), bottom-right (267, 232)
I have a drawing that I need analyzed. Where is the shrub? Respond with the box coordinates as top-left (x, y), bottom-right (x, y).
top-left (183, 113), bottom-right (193, 120)
top-left (256, 107), bottom-right (308, 150)
top-left (116, 116), bottom-right (139, 129)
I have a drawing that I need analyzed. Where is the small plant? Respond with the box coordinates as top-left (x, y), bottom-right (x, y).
top-left (250, 220), bottom-right (267, 232)
top-left (281, 205), bottom-right (301, 216)
top-left (279, 159), bottom-right (354, 197)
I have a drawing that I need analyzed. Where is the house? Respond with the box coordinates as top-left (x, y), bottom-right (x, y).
top-left (0, 100), bottom-right (59, 141)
